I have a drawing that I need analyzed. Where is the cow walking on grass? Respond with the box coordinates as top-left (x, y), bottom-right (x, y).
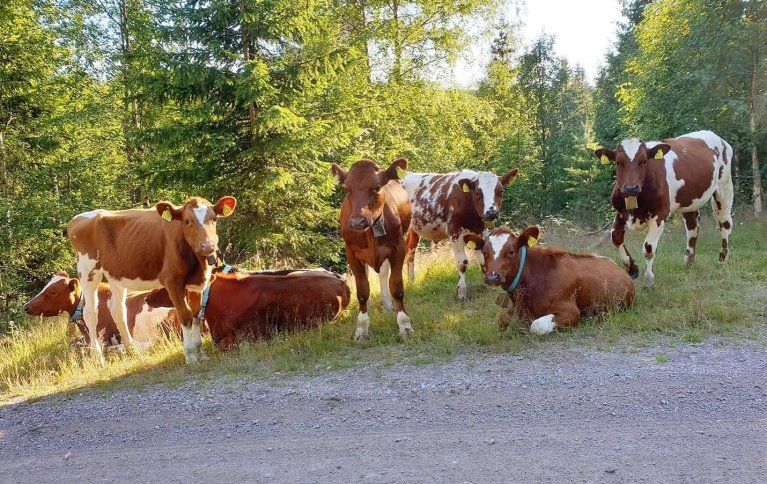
top-left (400, 168), bottom-right (518, 300)
top-left (66, 196), bottom-right (236, 363)
top-left (465, 226), bottom-right (634, 335)
top-left (595, 130), bottom-right (734, 286)
top-left (331, 158), bottom-right (413, 341)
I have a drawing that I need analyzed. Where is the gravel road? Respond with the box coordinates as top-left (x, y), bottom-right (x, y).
top-left (1, 341), bottom-right (765, 483)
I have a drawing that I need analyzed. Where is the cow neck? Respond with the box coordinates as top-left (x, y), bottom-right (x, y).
top-left (69, 287), bottom-right (84, 323)
top-left (197, 264), bottom-right (233, 322)
top-left (502, 246), bottom-right (528, 295)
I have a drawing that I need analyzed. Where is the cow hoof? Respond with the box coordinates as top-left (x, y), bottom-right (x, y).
top-left (719, 252), bottom-right (728, 262)
top-left (399, 328), bottom-right (414, 340)
top-left (184, 353), bottom-right (199, 365)
top-left (354, 330), bottom-right (369, 342)
top-left (396, 311), bottom-right (414, 340)
top-left (198, 351), bottom-right (209, 361)
top-left (455, 287), bottom-right (467, 301)
top-left (530, 315), bottom-right (556, 335)
top-left (628, 266), bottom-right (639, 279)
top-left (644, 274), bottom-right (655, 288)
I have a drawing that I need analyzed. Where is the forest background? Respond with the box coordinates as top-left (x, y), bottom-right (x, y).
top-left (1, 0), bottom-right (764, 329)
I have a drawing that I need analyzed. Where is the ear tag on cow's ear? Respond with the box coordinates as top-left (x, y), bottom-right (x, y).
top-left (222, 204), bottom-right (233, 217)
top-left (654, 149), bottom-right (664, 160)
top-left (462, 183), bottom-right (470, 193)
top-left (396, 166), bottom-right (407, 179)
top-left (161, 209), bottom-right (172, 222)
top-left (625, 196), bottom-right (639, 210)
top-left (527, 237), bottom-right (537, 248)
top-left (600, 154), bottom-right (610, 164)
top-left (466, 240), bottom-right (476, 250)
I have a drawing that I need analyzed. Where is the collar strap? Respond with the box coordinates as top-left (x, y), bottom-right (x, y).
top-left (502, 245), bottom-right (527, 295)
top-left (197, 264), bottom-right (233, 321)
top-left (70, 292), bottom-right (84, 323)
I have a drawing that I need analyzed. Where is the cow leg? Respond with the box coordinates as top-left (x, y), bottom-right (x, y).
top-left (405, 229), bottom-right (420, 283)
top-left (76, 253), bottom-right (104, 363)
top-left (348, 255), bottom-right (371, 341)
top-left (611, 212), bottom-right (638, 278)
top-left (451, 237), bottom-right (470, 301)
top-left (682, 211), bottom-right (700, 266)
top-left (529, 304), bottom-right (580, 336)
top-left (642, 217), bottom-right (665, 287)
top-left (712, 183), bottom-right (734, 262)
top-left (107, 285), bottom-right (136, 350)
top-left (164, 281), bottom-right (198, 364)
top-left (388, 252), bottom-right (413, 339)
top-left (378, 259), bottom-right (394, 311)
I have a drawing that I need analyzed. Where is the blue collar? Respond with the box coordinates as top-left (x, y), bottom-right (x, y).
top-left (502, 245), bottom-right (527, 294)
top-left (70, 292), bottom-right (84, 323)
top-left (197, 264), bottom-right (233, 321)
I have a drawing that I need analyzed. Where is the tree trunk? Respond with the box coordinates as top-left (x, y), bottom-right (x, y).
top-left (391, 0), bottom-right (402, 83)
top-left (239, 0), bottom-right (257, 146)
top-left (749, 4), bottom-right (763, 218)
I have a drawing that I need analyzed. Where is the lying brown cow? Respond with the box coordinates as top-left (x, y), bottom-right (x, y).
top-left (145, 268), bottom-right (350, 349)
top-left (331, 158), bottom-right (413, 341)
top-left (464, 226), bottom-right (634, 335)
top-left (23, 273), bottom-right (177, 348)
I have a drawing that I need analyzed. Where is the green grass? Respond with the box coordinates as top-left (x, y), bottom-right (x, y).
top-left (1, 216), bottom-right (765, 403)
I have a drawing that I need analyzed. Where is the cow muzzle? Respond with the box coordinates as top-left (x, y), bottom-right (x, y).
top-left (484, 272), bottom-right (502, 285)
top-left (622, 184), bottom-right (641, 196)
top-left (348, 216), bottom-right (369, 231)
top-left (198, 241), bottom-right (216, 257)
top-left (483, 207), bottom-right (499, 221)
top-left (23, 303), bottom-right (32, 314)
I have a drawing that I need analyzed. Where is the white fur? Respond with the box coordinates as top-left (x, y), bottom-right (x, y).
top-left (475, 171), bottom-right (500, 214)
top-left (76, 252), bottom-right (104, 362)
top-left (34, 275), bottom-right (66, 299)
top-left (378, 260), bottom-right (393, 311)
top-left (75, 209), bottom-right (106, 219)
top-left (396, 311), bottom-right (413, 338)
top-left (684, 130), bottom-right (722, 151)
top-left (107, 285), bottom-right (135, 349)
top-left (620, 138), bottom-right (643, 161)
top-left (489, 233), bottom-right (510, 261)
top-left (530, 314), bottom-right (556, 335)
top-left (452, 238), bottom-right (469, 300)
top-left (181, 324), bottom-right (197, 364)
top-left (133, 305), bottom-right (174, 345)
top-left (355, 311), bottom-right (370, 341)
top-left (193, 204), bottom-right (209, 226)
top-left (643, 216), bottom-right (665, 287)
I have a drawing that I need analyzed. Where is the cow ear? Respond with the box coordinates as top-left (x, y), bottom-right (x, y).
top-left (55, 271), bottom-right (69, 278)
top-left (68, 278), bottom-right (79, 292)
top-left (646, 143), bottom-right (670, 160)
top-left (463, 234), bottom-right (485, 251)
top-left (456, 178), bottom-right (477, 193)
top-left (382, 158), bottom-right (408, 183)
top-left (594, 148), bottom-right (616, 164)
top-left (517, 226), bottom-right (540, 249)
top-left (213, 196), bottom-right (237, 218)
top-left (331, 163), bottom-right (348, 186)
top-left (500, 168), bottom-right (519, 186)
top-left (155, 202), bottom-right (183, 222)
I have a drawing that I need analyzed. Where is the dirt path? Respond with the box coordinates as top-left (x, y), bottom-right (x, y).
top-left (1, 342), bottom-right (765, 483)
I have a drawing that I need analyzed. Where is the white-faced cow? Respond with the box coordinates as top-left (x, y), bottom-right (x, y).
top-left (464, 226), bottom-right (634, 335)
top-left (66, 196), bottom-right (236, 363)
top-left (331, 158), bottom-right (414, 341)
top-left (401, 168), bottom-right (519, 299)
top-left (595, 130), bottom-right (734, 286)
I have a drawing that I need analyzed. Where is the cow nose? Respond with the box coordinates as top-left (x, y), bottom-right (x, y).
top-left (199, 241), bottom-right (215, 255)
top-left (484, 207), bottom-right (499, 220)
top-left (349, 216), bottom-right (368, 230)
top-left (485, 272), bottom-right (501, 285)
top-left (624, 184), bottom-right (640, 195)
top-left (23, 303), bottom-right (30, 313)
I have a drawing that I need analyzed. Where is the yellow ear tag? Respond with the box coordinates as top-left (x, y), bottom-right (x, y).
top-left (527, 237), bottom-right (537, 248)
top-left (462, 183), bottom-right (470, 193)
top-left (466, 240), bottom-right (476, 250)
top-left (161, 209), bottom-right (172, 222)
top-left (509, 173), bottom-right (517, 185)
top-left (600, 154), bottom-right (610, 164)
top-left (654, 149), bottom-right (664, 160)
top-left (396, 166), bottom-right (407, 179)
top-left (222, 204), bottom-right (233, 217)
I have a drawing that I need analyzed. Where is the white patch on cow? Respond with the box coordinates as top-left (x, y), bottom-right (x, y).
top-left (684, 130), bottom-right (721, 151)
top-left (663, 150), bottom-right (686, 212)
top-left (452, 237), bottom-right (469, 300)
top-left (626, 213), bottom-right (648, 231)
top-left (34, 275), bottom-right (66, 299)
top-left (396, 311), bottom-right (414, 338)
top-left (107, 285), bottom-right (135, 349)
top-left (181, 324), bottom-right (197, 364)
top-left (187, 265), bottom-right (213, 293)
top-left (355, 311), bottom-right (370, 341)
top-left (105, 273), bottom-right (163, 292)
top-left (75, 209), bottom-right (106, 219)
top-left (475, 172), bottom-right (500, 214)
top-left (620, 138), bottom-right (643, 161)
top-left (132, 304), bottom-right (173, 346)
top-left (489, 233), bottom-right (511, 261)
top-left (642, 216), bottom-right (665, 287)
top-left (378, 259), bottom-right (393, 311)
top-left (76, 252), bottom-right (104, 362)
top-left (530, 314), bottom-right (556, 335)
top-left (193, 204), bottom-right (209, 226)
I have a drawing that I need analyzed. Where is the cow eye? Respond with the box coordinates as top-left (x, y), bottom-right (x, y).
top-left (184, 219), bottom-right (191, 225)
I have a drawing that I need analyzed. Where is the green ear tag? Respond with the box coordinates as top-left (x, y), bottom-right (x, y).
top-left (654, 149), bottom-right (664, 160)
top-left (396, 166), bottom-right (407, 179)
top-left (466, 240), bottom-right (476, 250)
top-left (527, 237), bottom-right (537, 248)
top-left (600, 154), bottom-right (610, 164)
top-left (162, 209), bottom-right (172, 222)
top-left (462, 183), bottom-right (470, 193)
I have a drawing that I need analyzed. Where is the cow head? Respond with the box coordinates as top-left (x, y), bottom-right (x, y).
top-left (331, 158), bottom-right (407, 231)
top-left (23, 272), bottom-right (79, 317)
top-left (155, 196), bottom-right (236, 258)
top-left (464, 226), bottom-right (539, 287)
top-left (456, 169), bottom-right (519, 221)
top-left (595, 140), bottom-right (670, 197)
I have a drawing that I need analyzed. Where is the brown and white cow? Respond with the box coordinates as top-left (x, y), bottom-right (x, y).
top-left (23, 273), bottom-right (177, 349)
top-left (330, 158), bottom-right (414, 341)
top-left (145, 268), bottom-right (350, 349)
top-left (595, 130), bottom-right (734, 286)
top-left (66, 196), bottom-right (236, 363)
top-left (464, 226), bottom-right (634, 335)
top-left (401, 168), bottom-right (519, 299)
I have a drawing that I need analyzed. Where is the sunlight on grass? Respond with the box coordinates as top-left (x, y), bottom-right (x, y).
top-left (2, 217), bottom-right (765, 403)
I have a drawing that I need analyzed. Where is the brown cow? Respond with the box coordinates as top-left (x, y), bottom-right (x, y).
top-left (23, 273), bottom-right (177, 348)
top-left (595, 130), bottom-right (734, 286)
top-left (330, 158), bottom-right (413, 341)
top-left (67, 196), bottom-right (236, 363)
top-left (464, 226), bottom-right (634, 335)
top-left (145, 268), bottom-right (350, 349)
top-left (401, 168), bottom-right (519, 300)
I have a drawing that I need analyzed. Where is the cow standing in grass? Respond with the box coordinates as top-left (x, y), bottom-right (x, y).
top-left (66, 196), bottom-right (236, 363)
top-left (595, 130), bottom-right (734, 286)
top-left (464, 226), bottom-right (634, 335)
top-left (400, 168), bottom-right (519, 300)
top-left (331, 158), bottom-right (413, 341)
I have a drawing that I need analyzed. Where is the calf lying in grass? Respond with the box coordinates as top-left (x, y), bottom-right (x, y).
top-left (464, 226), bottom-right (634, 335)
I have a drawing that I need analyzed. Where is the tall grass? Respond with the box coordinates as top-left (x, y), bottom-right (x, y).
top-left (1, 216), bottom-right (765, 402)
